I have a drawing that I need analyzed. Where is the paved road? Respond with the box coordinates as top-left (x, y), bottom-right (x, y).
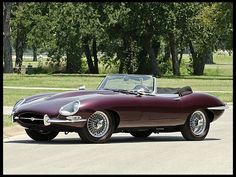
top-left (3, 106), bottom-right (233, 174)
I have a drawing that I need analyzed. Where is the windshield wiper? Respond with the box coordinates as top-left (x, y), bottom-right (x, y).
top-left (112, 89), bottom-right (130, 93)
top-left (103, 88), bottom-right (155, 96)
top-left (102, 88), bottom-right (130, 93)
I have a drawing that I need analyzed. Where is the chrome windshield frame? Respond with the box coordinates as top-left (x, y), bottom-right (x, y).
top-left (97, 74), bottom-right (155, 93)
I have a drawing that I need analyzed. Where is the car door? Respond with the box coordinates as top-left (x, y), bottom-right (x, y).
top-left (139, 94), bottom-right (184, 127)
top-left (110, 94), bottom-right (144, 128)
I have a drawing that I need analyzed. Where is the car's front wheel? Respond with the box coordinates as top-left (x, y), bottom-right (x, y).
top-left (78, 111), bottom-right (114, 143)
top-left (25, 129), bottom-right (59, 141)
top-left (180, 110), bottom-right (210, 141)
top-left (130, 130), bottom-right (152, 138)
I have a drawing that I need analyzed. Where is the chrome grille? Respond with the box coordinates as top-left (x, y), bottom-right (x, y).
top-left (18, 113), bottom-right (44, 124)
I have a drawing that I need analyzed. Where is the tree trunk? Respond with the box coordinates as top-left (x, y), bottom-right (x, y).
top-left (169, 33), bottom-right (180, 76)
top-left (66, 51), bottom-right (81, 73)
top-left (193, 53), bottom-right (205, 75)
top-left (189, 41), bottom-right (205, 75)
top-left (142, 37), bottom-right (160, 77)
top-left (33, 46), bottom-right (37, 61)
top-left (125, 46), bottom-right (133, 74)
top-left (178, 47), bottom-right (184, 66)
top-left (123, 38), bottom-right (133, 74)
top-left (92, 37), bottom-right (99, 74)
top-left (3, 2), bottom-right (13, 73)
top-left (145, 43), bottom-right (160, 77)
top-left (136, 49), bottom-right (148, 74)
top-left (148, 47), bottom-right (159, 77)
top-left (204, 49), bottom-right (214, 64)
top-left (119, 59), bottom-right (124, 73)
top-left (153, 41), bottom-right (160, 59)
top-left (163, 45), bottom-right (170, 62)
top-left (15, 32), bottom-right (24, 73)
top-left (83, 38), bottom-right (96, 74)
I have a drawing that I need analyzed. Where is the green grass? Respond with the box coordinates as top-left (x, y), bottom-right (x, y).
top-left (3, 74), bottom-right (104, 89)
top-left (213, 55), bottom-right (233, 64)
top-left (179, 53), bottom-right (233, 77)
top-left (4, 54), bottom-right (233, 105)
top-left (3, 74), bottom-right (232, 106)
top-left (204, 64), bottom-right (232, 77)
top-left (157, 78), bottom-right (232, 91)
top-left (3, 115), bottom-right (15, 127)
top-left (4, 88), bottom-right (62, 106)
top-left (205, 92), bottom-right (232, 103)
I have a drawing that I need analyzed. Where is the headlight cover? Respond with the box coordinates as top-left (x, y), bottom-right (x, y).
top-left (59, 100), bottom-right (80, 116)
top-left (13, 98), bottom-right (25, 110)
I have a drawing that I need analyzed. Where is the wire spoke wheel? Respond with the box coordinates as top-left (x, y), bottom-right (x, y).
top-left (87, 111), bottom-right (109, 138)
top-left (78, 111), bottom-right (114, 143)
top-left (180, 110), bottom-right (210, 141)
top-left (189, 111), bottom-right (207, 136)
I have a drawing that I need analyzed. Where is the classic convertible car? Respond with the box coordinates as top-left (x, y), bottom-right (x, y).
top-left (11, 74), bottom-right (228, 143)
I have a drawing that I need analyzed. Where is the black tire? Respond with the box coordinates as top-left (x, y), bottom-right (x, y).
top-left (25, 129), bottom-right (59, 141)
top-left (78, 111), bottom-right (114, 143)
top-left (130, 130), bottom-right (152, 138)
top-left (180, 110), bottom-right (210, 141)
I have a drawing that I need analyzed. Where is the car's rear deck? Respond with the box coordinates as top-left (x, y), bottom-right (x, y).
top-left (156, 86), bottom-right (193, 96)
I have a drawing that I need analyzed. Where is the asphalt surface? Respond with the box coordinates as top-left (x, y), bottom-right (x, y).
top-left (3, 106), bottom-right (233, 174)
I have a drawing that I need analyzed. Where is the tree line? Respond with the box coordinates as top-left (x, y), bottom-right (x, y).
top-left (3, 2), bottom-right (233, 76)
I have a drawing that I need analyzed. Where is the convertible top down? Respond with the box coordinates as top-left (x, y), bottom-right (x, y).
top-left (11, 74), bottom-right (228, 143)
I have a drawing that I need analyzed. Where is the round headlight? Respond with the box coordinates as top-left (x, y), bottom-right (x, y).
top-left (73, 102), bottom-right (80, 112)
top-left (59, 100), bottom-right (80, 116)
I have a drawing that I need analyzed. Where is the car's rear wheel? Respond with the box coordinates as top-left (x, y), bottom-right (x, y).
top-left (130, 130), bottom-right (152, 138)
top-left (25, 129), bottom-right (59, 141)
top-left (78, 111), bottom-right (114, 143)
top-left (180, 110), bottom-right (210, 141)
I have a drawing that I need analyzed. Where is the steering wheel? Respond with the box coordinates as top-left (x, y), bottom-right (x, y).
top-left (133, 84), bottom-right (150, 92)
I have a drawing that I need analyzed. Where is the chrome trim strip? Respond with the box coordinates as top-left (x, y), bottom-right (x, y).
top-left (48, 119), bottom-right (87, 123)
top-left (43, 114), bottom-right (86, 126)
top-left (18, 117), bottom-right (43, 121)
top-left (207, 105), bottom-right (229, 110)
top-left (152, 77), bottom-right (157, 94)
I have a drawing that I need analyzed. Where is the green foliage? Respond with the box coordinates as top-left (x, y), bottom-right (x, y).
top-left (9, 2), bottom-right (233, 76)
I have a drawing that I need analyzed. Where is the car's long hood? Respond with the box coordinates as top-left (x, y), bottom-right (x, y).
top-left (14, 90), bottom-right (117, 116)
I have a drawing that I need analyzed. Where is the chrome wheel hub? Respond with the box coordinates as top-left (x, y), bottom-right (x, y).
top-left (190, 111), bottom-right (206, 136)
top-left (87, 111), bottom-right (109, 138)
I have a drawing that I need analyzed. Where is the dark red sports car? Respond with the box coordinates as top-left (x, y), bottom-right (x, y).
top-left (11, 74), bottom-right (228, 143)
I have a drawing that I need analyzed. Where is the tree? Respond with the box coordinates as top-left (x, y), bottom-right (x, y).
top-left (11, 3), bottom-right (34, 72)
top-left (3, 2), bottom-right (13, 73)
top-left (187, 2), bottom-right (233, 75)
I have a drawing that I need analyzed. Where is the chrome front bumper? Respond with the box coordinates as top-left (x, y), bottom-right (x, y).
top-left (207, 105), bottom-right (229, 110)
top-left (11, 113), bottom-right (87, 126)
top-left (43, 114), bottom-right (87, 126)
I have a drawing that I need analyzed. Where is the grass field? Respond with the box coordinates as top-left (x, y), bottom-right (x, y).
top-left (3, 74), bottom-right (233, 105)
top-left (3, 54), bottom-right (233, 106)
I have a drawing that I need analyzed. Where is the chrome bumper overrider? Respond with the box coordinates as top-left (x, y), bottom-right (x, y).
top-left (43, 114), bottom-right (87, 126)
top-left (207, 105), bottom-right (229, 110)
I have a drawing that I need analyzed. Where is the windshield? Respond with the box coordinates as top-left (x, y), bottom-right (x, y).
top-left (97, 74), bottom-right (155, 93)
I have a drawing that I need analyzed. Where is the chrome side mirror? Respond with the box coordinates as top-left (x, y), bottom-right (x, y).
top-left (79, 85), bottom-right (86, 90)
